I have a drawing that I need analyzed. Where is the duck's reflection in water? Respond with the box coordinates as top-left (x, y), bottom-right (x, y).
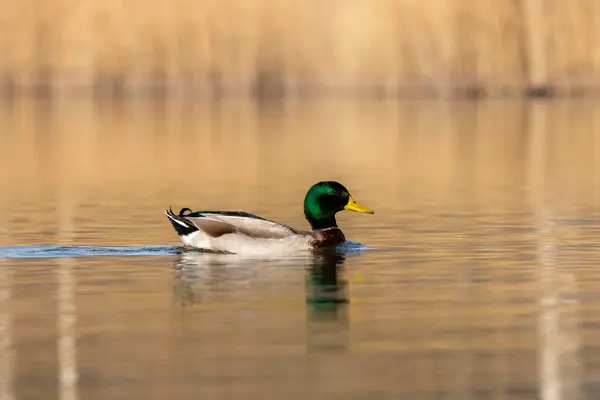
top-left (305, 250), bottom-right (350, 353)
top-left (170, 248), bottom-right (353, 353)
top-left (306, 250), bottom-right (348, 305)
top-left (170, 249), bottom-right (312, 307)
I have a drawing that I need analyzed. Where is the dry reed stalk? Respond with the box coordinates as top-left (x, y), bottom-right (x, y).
top-left (0, 1), bottom-right (599, 97)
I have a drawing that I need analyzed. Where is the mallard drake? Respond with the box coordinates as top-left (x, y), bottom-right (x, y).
top-left (165, 181), bottom-right (374, 255)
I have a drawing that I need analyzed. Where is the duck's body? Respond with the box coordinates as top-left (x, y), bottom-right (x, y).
top-left (165, 181), bottom-right (373, 255)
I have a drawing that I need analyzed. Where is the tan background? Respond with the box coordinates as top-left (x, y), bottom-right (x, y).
top-left (1, 1), bottom-right (599, 96)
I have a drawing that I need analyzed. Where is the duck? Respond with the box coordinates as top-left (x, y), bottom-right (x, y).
top-left (164, 181), bottom-right (374, 255)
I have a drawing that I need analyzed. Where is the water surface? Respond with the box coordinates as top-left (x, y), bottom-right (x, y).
top-left (1, 99), bottom-right (600, 399)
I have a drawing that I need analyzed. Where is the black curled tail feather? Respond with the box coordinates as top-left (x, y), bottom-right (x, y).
top-left (165, 207), bottom-right (199, 236)
top-left (179, 208), bottom-right (193, 217)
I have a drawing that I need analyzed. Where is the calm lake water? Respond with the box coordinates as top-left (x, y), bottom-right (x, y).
top-left (1, 99), bottom-right (600, 399)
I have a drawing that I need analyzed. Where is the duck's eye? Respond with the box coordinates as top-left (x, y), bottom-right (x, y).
top-left (319, 193), bottom-right (341, 211)
top-left (319, 193), bottom-right (348, 212)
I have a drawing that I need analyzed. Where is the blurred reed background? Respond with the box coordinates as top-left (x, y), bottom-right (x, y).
top-left (1, 0), bottom-right (600, 98)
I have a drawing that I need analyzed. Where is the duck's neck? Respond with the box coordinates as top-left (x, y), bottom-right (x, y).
top-left (310, 223), bottom-right (346, 248)
top-left (307, 216), bottom-right (338, 231)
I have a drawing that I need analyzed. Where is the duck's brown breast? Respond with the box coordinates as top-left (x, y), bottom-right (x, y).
top-left (310, 228), bottom-right (346, 248)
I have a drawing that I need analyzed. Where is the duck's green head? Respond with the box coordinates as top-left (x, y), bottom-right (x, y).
top-left (303, 181), bottom-right (374, 230)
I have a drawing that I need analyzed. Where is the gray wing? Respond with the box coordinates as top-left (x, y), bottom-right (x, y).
top-left (184, 213), bottom-right (298, 239)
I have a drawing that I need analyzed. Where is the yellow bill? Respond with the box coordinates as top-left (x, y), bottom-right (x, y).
top-left (344, 196), bottom-right (374, 214)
